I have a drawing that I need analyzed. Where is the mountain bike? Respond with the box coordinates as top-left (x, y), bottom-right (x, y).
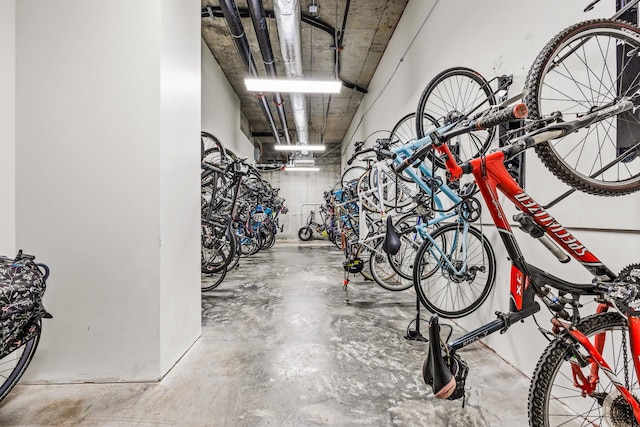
top-left (407, 37), bottom-right (640, 423)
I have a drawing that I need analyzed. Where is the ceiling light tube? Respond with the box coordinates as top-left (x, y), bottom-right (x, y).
top-left (285, 166), bottom-right (320, 172)
top-left (245, 78), bottom-right (342, 94)
top-left (293, 159), bottom-right (316, 164)
top-left (274, 144), bottom-right (325, 151)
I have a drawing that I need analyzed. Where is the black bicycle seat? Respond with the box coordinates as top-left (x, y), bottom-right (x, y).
top-left (382, 216), bottom-right (401, 256)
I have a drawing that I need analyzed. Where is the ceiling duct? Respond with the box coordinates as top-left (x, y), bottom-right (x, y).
top-left (272, 0), bottom-right (308, 146)
top-left (218, 0), bottom-right (282, 144)
top-left (247, 0), bottom-right (291, 145)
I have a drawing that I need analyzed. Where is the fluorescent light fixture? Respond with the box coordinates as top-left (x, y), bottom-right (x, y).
top-left (285, 166), bottom-right (320, 172)
top-left (245, 78), bottom-right (342, 94)
top-left (293, 159), bottom-right (316, 164)
top-left (274, 144), bottom-right (325, 152)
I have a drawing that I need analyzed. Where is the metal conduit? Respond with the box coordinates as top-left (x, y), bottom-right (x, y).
top-left (218, 0), bottom-right (282, 144)
top-left (247, 0), bottom-right (291, 145)
top-left (202, 6), bottom-right (368, 94)
top-left (273, 0), bottom-right (308, 146)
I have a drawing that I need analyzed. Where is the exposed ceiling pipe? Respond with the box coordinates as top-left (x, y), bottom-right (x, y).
top-left (272, 0), bottom-right (308, 146)
top-left (246, 0), bottom-right (291, 145)
top-left (201, 6), bottom-right (368, 94)
top-left (218, 0), bottom-right (282, 144)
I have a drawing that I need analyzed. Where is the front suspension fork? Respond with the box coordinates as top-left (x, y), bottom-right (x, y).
top-left (560, 305), bottom-right (640, 423)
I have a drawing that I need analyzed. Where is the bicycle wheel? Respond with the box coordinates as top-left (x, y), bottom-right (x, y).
top-left (390, 112), bottom-right (441, 179)
top-left (528, 312), bottom-right (639, 427)
top-left (201, 267), bottom-right (227, 291)
top-left (201, 222), bottom-right (236, 274)
top-left (525, 19), bottom-right (640, 196)
top-left (341, 166), bottom-right (367, 188)
top-left (413, 222), bottom-right (496, 319)
top-left (201, 132), bottom-right (228, 165)
top-left (298, 226), bottom-right (313, 241)
top-left (369, 245), bottom-right (412, 291)
top-left (416, 67), bottom-right (497, 168)
top-left (0, 320), bottom-right (41, 403)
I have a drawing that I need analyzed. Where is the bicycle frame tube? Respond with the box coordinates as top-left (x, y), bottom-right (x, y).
top-left (433, 142), bottom-right (620, 352)
top-left (391, 129), bottom-right (462, 211)
top-left (461, 150), bottom-right (617, 282)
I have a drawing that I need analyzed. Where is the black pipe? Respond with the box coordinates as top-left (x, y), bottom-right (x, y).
top-left (337, 0), bottom-right (351, 49)
top-left (247, 0), bottom-right (291, 145)
top-left (203, 6), bottom-right (368, 94)
top-left (218, 0), bottom-right (282, 144)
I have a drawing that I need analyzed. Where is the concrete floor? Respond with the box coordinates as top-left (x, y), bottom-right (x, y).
top-left (0, 241), bottom-right (531, 426)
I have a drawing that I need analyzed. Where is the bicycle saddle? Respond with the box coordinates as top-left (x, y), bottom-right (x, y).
top-left (382, 216), bottom-right (401, 256)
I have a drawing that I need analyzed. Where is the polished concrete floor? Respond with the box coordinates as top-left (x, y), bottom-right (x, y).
top-left (0, 241), bottom-right (530, 426)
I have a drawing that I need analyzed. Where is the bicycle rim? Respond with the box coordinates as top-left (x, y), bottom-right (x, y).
top-left (416, 67), bottom-right (497, 168)
top-left (525, 19), bottom-right (640, 196)
top-left (413, 223), bottom-right (496, 319)
top-left (528, 312), bottom-right (639, 426)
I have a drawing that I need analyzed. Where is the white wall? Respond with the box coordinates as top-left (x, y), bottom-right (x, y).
top-left (343, 0), bottom-right (640, 377)
top-left (261, 164), bottom-right (341, 239)
top-left (201, 40), bottom-right (255, 162)
top-left (159, 0), bottom-right (202, 375)
top-left (15, 0), bottom-right (201, 382)
top-left (0, 0), bottom-right (15, 255)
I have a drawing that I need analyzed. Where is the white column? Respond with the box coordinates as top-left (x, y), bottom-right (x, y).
top-left (15, 0), bottom-right (201, 382)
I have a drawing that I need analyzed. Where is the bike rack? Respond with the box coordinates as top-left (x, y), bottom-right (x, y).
top-left (405, 295), bottom-right (429, 342)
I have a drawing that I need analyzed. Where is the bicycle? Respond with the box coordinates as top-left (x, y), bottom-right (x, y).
top-left (351, 126), bottom-right (499, 317)
top-left (0, 251), bottom-right (51, 404)
top-left (298, 208), bottom-right (330, 241)
top-left (404, 50), bottom-right (640, 424)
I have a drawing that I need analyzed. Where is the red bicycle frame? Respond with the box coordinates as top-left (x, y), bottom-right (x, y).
top-left (433, 139), bottom-right (640, 421)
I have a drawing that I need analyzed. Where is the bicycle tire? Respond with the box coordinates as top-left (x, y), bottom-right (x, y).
top-left (369, 245), bottom-right (412, 291)
top-left (528, 312), bottom-right (636, 427)
top-left (298, 226), bottom-right (313, 241)
top-left (201, 267), bottom-right (227, 291)
top-left (413, 222), bottom-right (496, 319)
top-left (201, 222), bottom-right (236, 274)
top-left (341, 166), bottom-right (367, 188)
top-left (525, 19), bottom-right (640, 196)
top-left (0, 320), bottom-right (41, 404)
top-left (415, 67), bottom-right (497, 168)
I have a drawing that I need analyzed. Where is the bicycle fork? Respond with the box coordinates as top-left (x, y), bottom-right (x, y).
top-left (556, 308), bottom-right (640, 423)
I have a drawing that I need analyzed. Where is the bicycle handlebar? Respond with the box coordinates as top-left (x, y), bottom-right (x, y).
top-left (393, 103), bottom-right (528, 176)
top-left (347, 146), bottom-right (397, 165)
top-left (474, 103), bottom-right (528, 130)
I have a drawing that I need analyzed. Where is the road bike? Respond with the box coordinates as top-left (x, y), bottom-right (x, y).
top-left (351, 101), bottom-right (502, 317)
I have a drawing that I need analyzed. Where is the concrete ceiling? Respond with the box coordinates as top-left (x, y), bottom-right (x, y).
top-left (201, 0), bottom-right (409, 167)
